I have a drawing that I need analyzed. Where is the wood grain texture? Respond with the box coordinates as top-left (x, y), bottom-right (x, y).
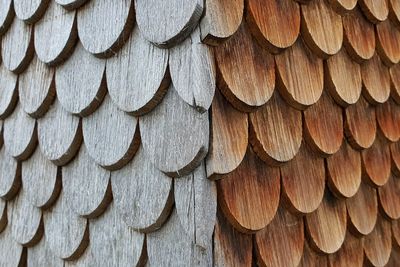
top-left (327, 140), bottom-right (362, 198)
top-left (327, 232), bottom-right (364, 267)
top-left (62, 145), bottom-right (111, 218)
top-left (170, 27), bottom-right (215, 112)
top-left (0, 64), bottom-right (18, 119)
top-left (362, 136), bottom-right (391, 187)
top-left (135, 0), bottom-right (203, 48)
top-left (378, 174), bottom-right (400, 219)
top-left (298, 242), bottom-right (328, 267)
top-left (55, 0), bottom-right (87, 10)
top-left (200, 0), bottom-right (243, 44)
top-left (359, 0), bottom-right (389, 23)
top-left (361, 53), bottom-right (391, 104)
top-left (246, 0), bottom-right (300, 53)
top-left (303, 91), bottom-right (343, 156)
top-left (21, 147), bottom-right (60, 209)
top-left (77, 202), bottom-right (146, 267)
top-left (387, 249), bottom-right (400, 267)
top-left (325, 48), bottom-right (362, 106)
top-left (346, 181), bottom-right (378, 236)
top-left (111, 146), bottom-right (173, 232)
top-left (139, 85), bottom-right (209, 177)
top-left (13, 0), bottom-right (48, 23)
top-left (327, 0), bottom-right (357, 14)
top-left (342, 7), bottom-right (376, 63)
top-left (106, 27), bottom-right (169, 115)
top-left (391, 141), bottom-right (400, 176)
top-left (249, 91), bottom-right (302, 164)
top-left (147, 208), bottom-right (213, 266)
top-left (376, 98), bottom-right (400, 142)
top-left (301, 0), bottom-right (343, 58)
top-left (175, 162), bottom-right (217, 248)
top-left (0, 225), bottom-right (26, 267)
top-left (281, 144), bottom-right (325, 214)
top-left (389, 0), bottom-right (400, 28)
top-left (0, 0), bottom-right (14, 36)
top-left (34, 0), bottom-right (77, 66)
top-left (255, 206), bottom-right (304, 267)
top-left (56, 42), bottom-right (106, 116)
top-left (0, 146), bottom-right (20, 200)
top-left (206, 90), bottom-right (248, 178)
top-left (1, 16), bottom-right (33, 73)
top-left (82, 95), bottom-right (140, 170)
top-left (364, 216), bottom-right (392, 266)
top-left (77, 0), bottom-right (134, 57)
top-left (275, 38), bottom-right (323, 110)
top-left (9, 187), bottom-right (43, 246)
top-left (37, 99), bottom-right (82, 166)
top-left (18, 55), bottom-right (55, 118)
top-left (213, 211), bottom-right (253, 267)
top-left (344, 96), bottom-right (377, 150)
top-left (390, 63), bottom-right (400, 104)
top-left (44, 190), bottom-right (88, 260)
top-left (217, 148), bottom-right (280, 233)
top-left (0, 199), bottom-right (6, 233)
top-left (214, 22), bottom-right (275, 111)
top-left (3, 103), bottom-right (37, 160)
top-left (376, 19), bottom-right (400, 66)
top-left (393, 219), bottom-right (400, 249)
top-left (28, 238), bottom-right (64, 267)
top-left (306, 189), bottom-right (347, 254)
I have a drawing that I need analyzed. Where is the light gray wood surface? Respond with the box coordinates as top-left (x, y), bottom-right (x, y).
top-left (0, 146), bottom-right (20, 199)
top-left (55, 0), bottom-right (87, 10)
top-left (28, 237), bottom-right (64, 267)
top-left (0, 65), bottom-right (18, 119)
top-left (0, 0), bottom-right (14, 35)
top-left (14, 0), bottom-right (49, 23)
top-left (0, 224), bottom-right (26, 267)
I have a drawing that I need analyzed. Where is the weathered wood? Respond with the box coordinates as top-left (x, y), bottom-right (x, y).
top-left (34, 0), bottom-right (77, 66)
top-left (246, 0), bottom-right (299, 53)
top-left (0, 146), bottom-right (20, 200)
top-left (44, 190), bottom-right (88, 260)
top-left (13, 0), bottom-right (48, 23)
top-left (9, 187), bottom-right (43, 246)
top-left (1, 16), bottom-right (33, 73)
top-left (377, 19), bottom-right (400, 66)
top-left (77, 0), bottom-right (134, 57)
top-left (82, 95), bottom-right (140, 170)
top-left (301, 0), bottom-right (343, 58)
top-left (390, 63), bottom-right (400, 104)
top-left (281, 144), bottom-right (325, 214)
top-left (359, 0), bottom-right (389, 23)
top-left (0, 225), bottom-right (26, 267)
top-left (0, 65), bottom-right (18, 119)
top-left (213, 211), bottom-right (253, 267)
top-left (55, 0), bottom-right (87, 10)
top-left (0, 0), bottom-right (13, 36)
top-left (325, 48), bottom-right (362, 106)
top-left (111, 146), bottom-right (173, 232)
top-left (362, 136), bottom-right (391, 187)
top-left (275, 38), bottom-right (323, 110)
top-left (217, 148), bottom-right (280, 233)
top-left (21, 147), bottom-right (60, 209)
top-left (200, 0), bottom-right (243, 45)
top-left (344, 96), bottom-right (377, 150)
top-left (170, 27), bottom-right (215, 112)
top-left (327, 0), bottom-right (357, 14)
top-left (305, 190), bottom-right (347, 254)
top-left (255, 206), bottom-right (304, 267)
top-left (363, 216), bottom-right (392, 266)
top-left (76, 202), bottom-right (146, 267)
top-left (106, 27), bottom-right (169, 115)
top-left (3, 103), bottom-right (37, 160)
top-left (62, 145), bottom-right (111, 218)
top-left (139, 85), bottom-right (209, 177)
top-left (37, 99), bottom-right (82, 166)
top-left (214, 22), bottom-right (275, 112)
top-left (342, 7), bottom-right (376, 63)
top-left (376, 98), bottom-right (400, 142)
top-left (28, 238), bottom-right (64, 267)
top-left (135, 0), bottom-right (203, 48)
top-left (249, 91), bottom-right (302, 164)
top-left (55, 42), bottom-right (106, 116)
top-left (327, 232), bottom-right (364, 267)
top-left (346, 181), bottom-right (378, 236)
top-left (378, 174), bottom-right (400, 219)
top-left (18, 55), bottom-right (55, 118)
top-left (298, 242), bottom-right (328, 267)
top-left (327, 140), bottom-right (361, 198)
top-left (303, 91), bottom-right (343, 156)
top-left (0, 199), bottom-right (6, 233)
top-left (206, 90), bottom-right (248, 178)
top-left (174, 162), bottom-right (217, 248)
